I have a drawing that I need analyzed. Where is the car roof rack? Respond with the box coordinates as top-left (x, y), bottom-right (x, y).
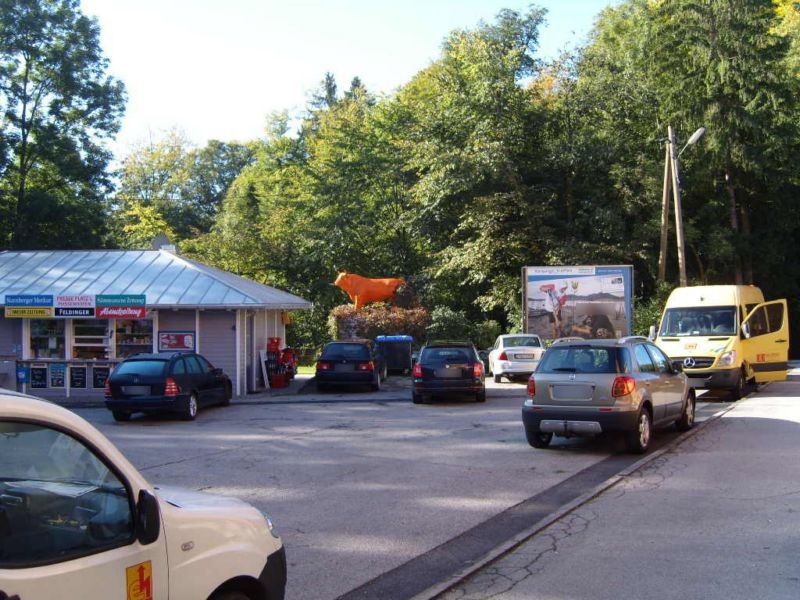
top-left (617, 336), bottom-right (649, 344)
top-left (551, 336), bottom-right (586, 344)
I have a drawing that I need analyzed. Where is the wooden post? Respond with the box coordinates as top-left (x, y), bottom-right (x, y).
top-left (657, 142), bottom-right (672, 282)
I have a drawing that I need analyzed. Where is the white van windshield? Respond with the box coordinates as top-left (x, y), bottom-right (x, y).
top-left (660, 306), bottom-right (737, 337)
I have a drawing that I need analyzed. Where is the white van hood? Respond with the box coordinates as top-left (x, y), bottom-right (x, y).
top-left (154, 485), bottom-right (252, 510)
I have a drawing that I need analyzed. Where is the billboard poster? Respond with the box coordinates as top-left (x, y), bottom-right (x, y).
top-left (523, 265), bottom-right (634, 341)
top-left (158, 331), bottom-right (195, 352)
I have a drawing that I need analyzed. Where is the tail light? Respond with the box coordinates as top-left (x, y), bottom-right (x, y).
top-left (473, 362), bottom-right (483, 378)
top-left (316, 361), bottom-right (331, 371)
top-left (612, 376), bottom-right (636, 397)
top-left (498, 351), bottom-right (508, 361)
top-left (527, 376), bottom-right (535, 397)
top-left (357, 361), bottom-right (375, 371)
top-left (413, 363), bottom-right (423, 378)
top-left (104, 379), bottom-right (112, 398)
top-left (164, 377), bottom-right (180, 396)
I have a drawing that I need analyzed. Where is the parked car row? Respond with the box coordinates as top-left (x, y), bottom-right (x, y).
top-left (100, 333), bottom-right (695, 459)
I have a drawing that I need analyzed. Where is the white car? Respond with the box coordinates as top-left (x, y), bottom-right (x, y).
top-left (0, 389), bottom-right (286, 600)
top-left (488, 334), bottom-right (546, 383)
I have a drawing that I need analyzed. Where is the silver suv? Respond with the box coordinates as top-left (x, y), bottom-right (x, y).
top-left (521, 337), bottom-right (695, 453)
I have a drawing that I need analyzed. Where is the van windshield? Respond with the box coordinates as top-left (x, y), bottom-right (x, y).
top-left (660, 306), bottom-right (737, 337)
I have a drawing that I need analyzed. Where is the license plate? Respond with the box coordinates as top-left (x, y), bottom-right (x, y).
top-left (515, 353), bottom-right (535, 359)
top-left (436, 366), bottom-right (466, 379)
top-left (121, 385), bottom-right (150, 396)
top-left (334, 363), bottom-right (354, 372)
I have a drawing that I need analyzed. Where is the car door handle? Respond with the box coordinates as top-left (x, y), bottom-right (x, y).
top-left (775, 339), bottom-right (787, 343)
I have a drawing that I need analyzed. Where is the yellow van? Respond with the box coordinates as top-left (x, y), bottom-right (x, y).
top-left (653, 285), bottom-right (789, 399)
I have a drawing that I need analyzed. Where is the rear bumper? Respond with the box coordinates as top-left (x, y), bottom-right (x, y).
top-left (522, 406), bottom-right (639, 436)
top-left (105, 395), bottom-right (187, 413)
top-left (684, 367), bottom-right (739, 390)
top-left (494, 360), bottom-right (539, 375)
top-left (414, 380), bottom-right (484, 396)
top-left (315, 371), bottom-right (375, 386)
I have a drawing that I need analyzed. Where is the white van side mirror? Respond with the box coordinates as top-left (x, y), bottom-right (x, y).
top-left (648, 325), bottom-right (656, 341)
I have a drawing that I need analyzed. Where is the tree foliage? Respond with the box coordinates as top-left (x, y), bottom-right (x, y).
top-left (0, 0), bottom-right (126, 249)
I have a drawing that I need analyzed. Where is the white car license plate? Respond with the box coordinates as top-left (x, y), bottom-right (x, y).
top-left (515, 353), bottom-right (535, 359)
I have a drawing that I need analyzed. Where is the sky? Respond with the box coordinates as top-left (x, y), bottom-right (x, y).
top-left (80, 0), bottom-right (616, 159)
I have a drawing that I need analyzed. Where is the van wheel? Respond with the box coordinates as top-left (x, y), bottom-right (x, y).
top-left (112, 410), bottom-right (131, 422)
top-left (184, 393), bottom-right (198, 421)
top-left (626, 407), bottom-right (652, 454)
top-left (676, 392), bottom-right (695, 431)
top-left (730, 369), bottom-right (746, 400)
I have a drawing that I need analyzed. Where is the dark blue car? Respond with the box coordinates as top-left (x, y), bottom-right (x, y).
top-left (104, 352), bottom-right (232, 421)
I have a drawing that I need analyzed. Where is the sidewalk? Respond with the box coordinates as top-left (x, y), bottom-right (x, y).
top-left (432, 378), bottom-right (800, 599)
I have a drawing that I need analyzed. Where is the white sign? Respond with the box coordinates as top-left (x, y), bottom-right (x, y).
top-left (55, 295), bottom-right (94, 308)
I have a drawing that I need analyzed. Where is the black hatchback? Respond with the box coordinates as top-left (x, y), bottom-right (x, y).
top-left (104, 352), bottom-right (232, 421)
top-left (315, 339), bottom-right (387, 391)
top-left (412, 341), bottom-right (486, 403)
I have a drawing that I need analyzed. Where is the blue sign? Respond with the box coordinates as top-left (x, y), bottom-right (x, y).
top-left (4, 294), bottom-right (53, 307)
top-left (16, 366), bottom-right (28, 383)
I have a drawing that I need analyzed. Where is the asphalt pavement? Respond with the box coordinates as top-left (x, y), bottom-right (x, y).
top-left (425, 376), bottom-right (800, 600)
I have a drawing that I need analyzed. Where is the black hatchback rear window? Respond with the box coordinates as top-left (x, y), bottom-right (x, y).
top-left (113, 360), bottom-right (167, 376)
top-left (321, 343), bottom-right (370, 360)
top-left (420, 347), bottom-right (473, 364)
top-left (538, 346), bottom-right (626, 374)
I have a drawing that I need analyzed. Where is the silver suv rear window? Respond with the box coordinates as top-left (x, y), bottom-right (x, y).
top-left (538, 346), bottom-right (628, 374)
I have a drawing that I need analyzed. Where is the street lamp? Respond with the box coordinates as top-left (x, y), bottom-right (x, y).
top-left (657, 125), bottom-right (706, 286)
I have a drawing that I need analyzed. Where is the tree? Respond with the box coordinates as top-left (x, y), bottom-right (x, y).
top-left (113, 130), bottom-right (254, 244)
top-left (0, 0), bottom-right (125, 248)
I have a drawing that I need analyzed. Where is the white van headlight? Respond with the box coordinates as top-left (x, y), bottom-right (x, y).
top-left (717, 350), bottom-right (736, 367)
top-left (261, 511), bottom-right (280, 539)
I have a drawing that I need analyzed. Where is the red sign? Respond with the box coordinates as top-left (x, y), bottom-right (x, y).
top-left (159, 332), bottom-right (195, 351)
top-left (96, 306), bottom-right (146, 318)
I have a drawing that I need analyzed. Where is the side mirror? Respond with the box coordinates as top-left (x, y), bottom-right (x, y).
top-left (136, 489), bottom-right (161, 545)
top-left (741, 323), bottom-right (751, 339)
top-left (648, 325), bottom-right (656, 341)
top-left (671, 361), bottom-right (683, 373)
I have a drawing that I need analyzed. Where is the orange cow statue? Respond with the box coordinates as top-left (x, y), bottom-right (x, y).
top-left (334, 272), bottom-right (406, 310)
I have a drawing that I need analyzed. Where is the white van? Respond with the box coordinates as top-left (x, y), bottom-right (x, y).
top-left (0, 390), bottom-right (286, 600)
top-left (653, 285), bottom-right (789, 399)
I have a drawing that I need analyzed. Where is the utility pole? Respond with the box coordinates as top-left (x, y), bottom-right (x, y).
top-left (668, 125), bottom-right (688, 287)
top-left (657, 143), bottom-right (672, 282)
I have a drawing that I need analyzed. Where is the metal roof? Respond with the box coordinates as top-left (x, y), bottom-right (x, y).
top-left (0, 250), bottom-right (311, 310)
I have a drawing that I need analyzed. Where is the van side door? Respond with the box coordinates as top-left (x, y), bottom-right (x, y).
top-left (741, 299), bottom-right (789, 382)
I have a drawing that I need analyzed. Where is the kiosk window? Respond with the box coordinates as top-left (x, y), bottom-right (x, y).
top-left (30, 319), bottom-right (65, 359)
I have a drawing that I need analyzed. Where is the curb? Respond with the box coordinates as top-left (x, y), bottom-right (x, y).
top-left (409, 399), bottom-right (739, 600)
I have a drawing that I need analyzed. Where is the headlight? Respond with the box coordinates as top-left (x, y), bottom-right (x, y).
top-left (261, 511), bottom-right (280, 539)
top-left (717, 350), bottom-right (736, 367)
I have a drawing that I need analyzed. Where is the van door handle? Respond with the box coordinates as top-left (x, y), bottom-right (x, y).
top-left (776, 339), bottom-right (787, 343)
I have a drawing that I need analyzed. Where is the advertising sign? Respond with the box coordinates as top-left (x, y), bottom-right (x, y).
top-left (96, 295), bottom-right (146, 306)
top-left (96, 294), bottom-right (146, 319)
top-left (5, 306), bottom-right (54, 318)
top-left (96, 306), bottom-right (146, 318)
top-left (4, 294), bottom-right (54, 318)
top-left (523, 265), bottom-right (634, 341)
top-left (55, 295), bottom-right (95, 318)
top-left (158, 331), bottom-right (195, 352)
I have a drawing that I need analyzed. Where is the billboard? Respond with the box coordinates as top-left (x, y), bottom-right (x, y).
top-left (523, 265), bottom-right (634, 341)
